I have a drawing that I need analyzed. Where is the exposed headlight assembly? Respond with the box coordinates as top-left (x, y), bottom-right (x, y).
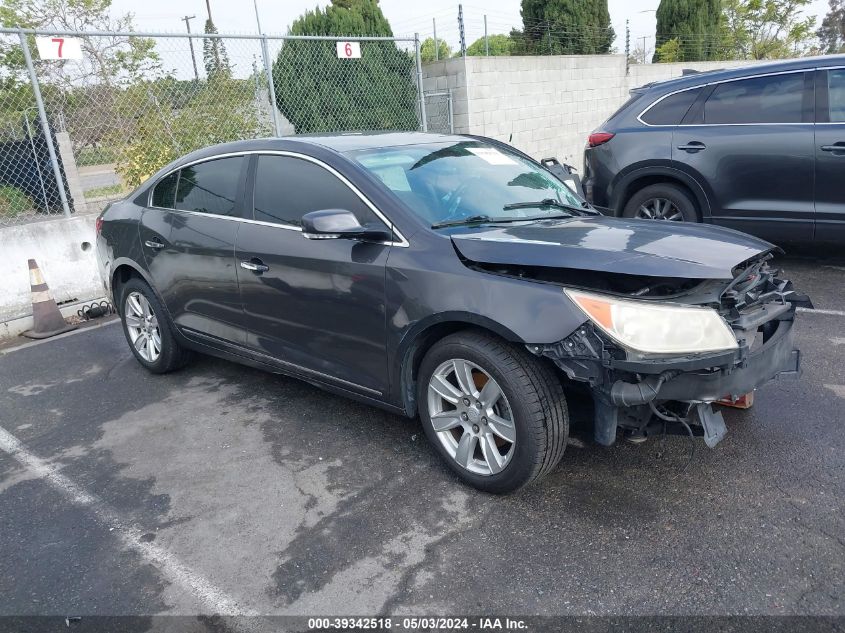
top-left (564, 288), bottom-right (738, 355)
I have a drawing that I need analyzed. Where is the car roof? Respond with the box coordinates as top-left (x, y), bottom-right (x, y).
top-left (637, 54), bottom-right (845, 95)
top-left (174, 131), bottom-right (469, 164)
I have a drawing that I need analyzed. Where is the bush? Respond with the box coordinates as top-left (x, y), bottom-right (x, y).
top-left (0, 185), bottom-right (33, 220)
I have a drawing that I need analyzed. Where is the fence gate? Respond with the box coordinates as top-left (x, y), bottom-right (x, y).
top-left (0, 28), bottom-right (426, 228)
top-left (424, 90), bottom-right (453, 134)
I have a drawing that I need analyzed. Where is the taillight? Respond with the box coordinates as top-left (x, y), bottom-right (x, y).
top-left (588, 132), bottom-right (615, 148)
top-left (95, 217), bottom-right (103, 234)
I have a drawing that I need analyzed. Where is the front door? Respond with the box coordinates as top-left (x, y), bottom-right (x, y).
top-left (814, 68), bottom-right (845, 243)
top-left (143, 155), bottom-right (248, 345)
top-left (235, 153), bottom-right (392, 396)
top-left (672, 71), bottom-right (815, 242)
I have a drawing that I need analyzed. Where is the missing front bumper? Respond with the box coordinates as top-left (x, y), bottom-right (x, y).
top-left (533, 315), bottom-right (801, 448)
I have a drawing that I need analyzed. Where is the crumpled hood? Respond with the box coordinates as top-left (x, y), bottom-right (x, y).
top-left (449, 217), bottom-right (777, 280)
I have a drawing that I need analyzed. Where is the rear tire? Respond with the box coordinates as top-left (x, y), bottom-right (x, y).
top-left (120, 277), bottom-right (192, 374)
top-left (622, 183), bottom-right (699, 222)
top-left (417, 330), bottom-right (568, 494)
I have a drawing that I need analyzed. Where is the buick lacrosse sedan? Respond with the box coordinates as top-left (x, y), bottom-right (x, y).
top-left (96, 132), bottom-right (807, 493)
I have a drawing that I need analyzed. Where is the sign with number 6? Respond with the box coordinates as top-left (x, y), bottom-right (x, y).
top-left (336, 41), bottom-right (361, 59)
top-left (35, 36), bottom-right (83, 60)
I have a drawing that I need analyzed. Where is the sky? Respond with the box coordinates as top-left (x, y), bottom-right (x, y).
top-left (108, 0), bottom-right (832, 61)
top-left (104, 0), bottom-right (827, 79)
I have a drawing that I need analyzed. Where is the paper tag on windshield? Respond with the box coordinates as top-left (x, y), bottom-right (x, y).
top-left (468, 147), bottom-right (517, 165)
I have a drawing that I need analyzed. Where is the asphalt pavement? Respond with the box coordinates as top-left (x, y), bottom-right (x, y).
top-left (0, 254), bottom-right (842, 629)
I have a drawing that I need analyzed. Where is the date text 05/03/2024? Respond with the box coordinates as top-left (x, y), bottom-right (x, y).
top-left (306, 617), bottom-right (528, 630)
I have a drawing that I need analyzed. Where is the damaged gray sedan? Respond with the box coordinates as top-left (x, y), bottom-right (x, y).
top-left (97, 133), bottom-right (809, 494)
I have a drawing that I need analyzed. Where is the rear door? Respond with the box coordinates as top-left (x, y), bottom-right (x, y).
top-left (143, 155), bottom-right (248, 345)
top-left (672, 71), bottom-right (815, 242)
top-left (235, 153), bottom-right (393, 396)
top-left (814, 67), bottom-right (845, 242)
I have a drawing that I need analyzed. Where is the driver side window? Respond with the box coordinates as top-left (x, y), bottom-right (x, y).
top-left (253, 155), bottom-right (383, 228)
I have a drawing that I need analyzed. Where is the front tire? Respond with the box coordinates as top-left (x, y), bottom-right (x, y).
top-left (120, 278), bottom-right (192, 374)
top-left (622, 183), bottom-right (699, 222)
top-left (417, 331), bottom-right (568, 493)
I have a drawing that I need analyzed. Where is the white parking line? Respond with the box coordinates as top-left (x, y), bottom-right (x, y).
top-left (798, 307), bottom-right (845, 317)
top-left (0, 425), bottom-right (261, 623)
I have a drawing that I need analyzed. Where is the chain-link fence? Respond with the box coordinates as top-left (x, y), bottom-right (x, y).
top-left (0, 28), bottom-right (425, 228)
top-left (424, 91), bottom-right (453, 134)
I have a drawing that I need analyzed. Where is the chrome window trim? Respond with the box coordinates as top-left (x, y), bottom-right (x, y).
top-left (146, 149), bottom-right (409, 247)
top-left (636, 68), bottom-right (814, 127)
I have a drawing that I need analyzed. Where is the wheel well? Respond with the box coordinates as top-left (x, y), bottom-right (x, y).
top-left (111, 265), bottom-right (141, 314)
top-left (400, 322), bottom-right (559, 418)
top-left (618, 176), bottom-right (702, 219)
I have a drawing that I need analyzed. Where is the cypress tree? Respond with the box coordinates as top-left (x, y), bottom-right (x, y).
top-left (273, 0), bottom-right (418, 133)
top-left (519, 0), bottom-right (614, 55)
top-left (653, 0), bottom-right (722, 62)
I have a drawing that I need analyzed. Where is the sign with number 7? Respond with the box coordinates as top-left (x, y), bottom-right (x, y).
top-left (35, 36), bottom-right (83, 60)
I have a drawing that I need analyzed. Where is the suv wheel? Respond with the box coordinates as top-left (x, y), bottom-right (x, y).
top-left (622, 183), bottom-right (699, 222)
top-left (417, 331), bottom-right (568, 493)
top-left (120, 278), bottom-right (192, 374)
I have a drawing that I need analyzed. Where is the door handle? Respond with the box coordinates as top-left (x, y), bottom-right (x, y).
top-left (144, 239), bottom-right (165, 250)
top-left (820, 144), bottom-right (845, 153)
top-left (677, 142), bottom-right (706, 152)
top-left (240, 260), bottom-right (269, 273)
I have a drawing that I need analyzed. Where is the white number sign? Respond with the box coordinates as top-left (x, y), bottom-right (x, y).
top-left (35, 36), bottom-right (83, 60)
top-left (336, 41), bottom-right (362, 59)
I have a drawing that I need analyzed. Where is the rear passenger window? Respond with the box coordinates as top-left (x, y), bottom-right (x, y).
top-left (151, 172), bottom-right (178, 209)
top-left (641, 88), bottom-right (701, 125)
top-left (704, 73), bottom-right (805, 124)
top-left (175, 156), bottom-right (244, 216)
top-left (827, 69), bottom-right (845, 122)
top-left (252, 155), bottom-right (380, 227)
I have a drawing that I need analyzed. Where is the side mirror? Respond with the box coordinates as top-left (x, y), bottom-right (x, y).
top-left (301, 209), bottom-right (392, 243)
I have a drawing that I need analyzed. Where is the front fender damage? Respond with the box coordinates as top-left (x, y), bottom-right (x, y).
top-left (526, 261), bottom-right (805, 448)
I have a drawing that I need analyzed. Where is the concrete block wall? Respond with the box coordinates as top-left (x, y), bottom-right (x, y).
top-left (0, 215), bottom-right (103, 330)
top-left (423, 55), bottom-right (764, 168)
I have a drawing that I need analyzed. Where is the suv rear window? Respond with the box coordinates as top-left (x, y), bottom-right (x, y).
top-left (641, 88), bottom-right (702, 125)
top-left (703, 73), bottom-right (805, 124)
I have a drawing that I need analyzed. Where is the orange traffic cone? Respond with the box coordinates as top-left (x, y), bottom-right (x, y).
top-left (22, 259), bottom-right (77, 339)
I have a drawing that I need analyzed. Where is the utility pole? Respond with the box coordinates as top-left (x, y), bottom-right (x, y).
top-left (458, 4), bottom-right (466, 57)
top-left (182, 15), bottom-right (199, 80)
top-left (484, 14), bottom-right (489, 56)
top-left (433, 17), bottom-right (439, 61)
top-left (640, 36), bottom-right (648, 64)
top-left (252, 0), bottom-right (263, 34)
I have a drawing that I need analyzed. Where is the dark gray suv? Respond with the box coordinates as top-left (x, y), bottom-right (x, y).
top-left (583, 56), bottom-right (845, 244)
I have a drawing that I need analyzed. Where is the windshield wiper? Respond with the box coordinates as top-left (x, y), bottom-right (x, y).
top-left (431, 215), bottom-right (495, 229)
top-left (503, 198), bottom-right (594, 216)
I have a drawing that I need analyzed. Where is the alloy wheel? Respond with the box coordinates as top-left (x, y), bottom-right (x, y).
top-left (426, 358), bottom-right (516, 476)
top-left (125, 291), bottom-right (162, 363)
top-left (636, 197), bottom-right (683, 221)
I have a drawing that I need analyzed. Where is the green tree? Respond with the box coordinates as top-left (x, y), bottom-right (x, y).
top-left (655, 37), bottom-right (683, 62)
top-left (421, 37), bottom-right (451, 63)
top-left (518, 0), bottom-right (614, 55)
top-left (272, 0), bottom-right (418, 134)
top-left (718, 0), bottom-right (817, 59)
top-left (466, 34), bottom-right (515, 56)
top-left (653, 0), bottom-right (722, 62)
top-left (203, 0), bottom-right (231, 79)
top-left (818, 0), bottom-right (845, 53)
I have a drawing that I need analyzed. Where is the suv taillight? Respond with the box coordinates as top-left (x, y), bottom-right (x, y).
top-left (588, 132), bottom-right (615, 148)
top-left (95, 217), bottom-right (103, 234)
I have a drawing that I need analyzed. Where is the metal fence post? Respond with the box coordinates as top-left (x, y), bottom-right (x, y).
top-left (261, 35), bottom-right (282, 137)
top-left (447, 88), bottom-right (454, 133)
top-left (18, 30), bottom-right (71, 218)
top-left (415, 33), bottom-right (428, 133)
